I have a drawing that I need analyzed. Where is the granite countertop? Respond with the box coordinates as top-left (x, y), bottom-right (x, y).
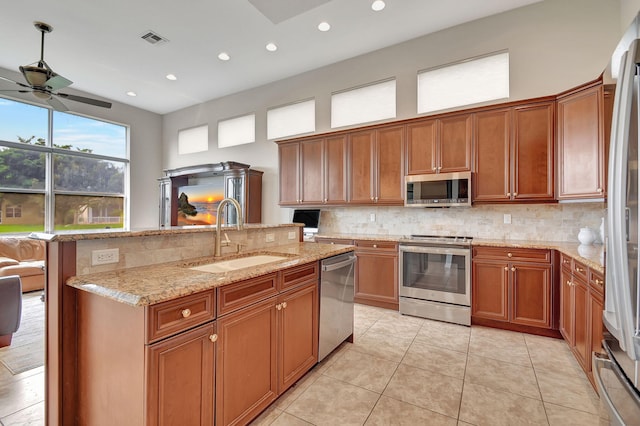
top-left (30, 223), bottom-right (302, 242)
top-left (315, 233), bottom-right (605, 273)
top-left (67, 242), bottom-right (354, 307)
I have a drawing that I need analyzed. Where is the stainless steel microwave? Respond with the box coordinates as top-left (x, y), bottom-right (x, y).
top-left (404, 171), bottom-right (471, 207)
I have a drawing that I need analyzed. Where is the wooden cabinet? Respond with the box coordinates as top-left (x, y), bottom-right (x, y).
top-left (472, 247), bottom-right (556, 334)
top-left (557, 81), bottom-right (613, 200)
top-left (406, 114), bottom-right (472, 175)
top-left (354, 240), bottom-right (399, 310)
top-left (147, 323), bottom-right (216, 426)
top-left (473, 100), bottom-right (555, 203)
top-left (216, 263), bottom-right (319, 426)
top-left (349, 125), bottom-right (405, 205)
top-left (278, 136), bottom-right (348, 206)
top-left (560, 253), bottom-right (606, 385)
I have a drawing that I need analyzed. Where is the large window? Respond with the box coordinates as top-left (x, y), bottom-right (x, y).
top-left (0, 97), bottom-right (128, 234)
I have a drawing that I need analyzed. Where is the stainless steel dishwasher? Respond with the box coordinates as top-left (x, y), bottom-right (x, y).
top-left (319, 252), bottom-right (356, 361)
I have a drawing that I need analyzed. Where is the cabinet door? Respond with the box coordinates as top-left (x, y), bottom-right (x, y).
top-left (406, 119), bottom-right (437, 175)
top-left (147, 323), bottom-right (215, 426)
top-left (512, 102), bottom-right (554, 201)
top-left (278, 143), bottom-right (300, 205)
top-left (573, 278), bottom-right (589, 370)
top-left (349, 130), bottom-right (375, 204)
top-left (473, 108), bottom-right (511, 202)
top-left (439, 114), bottom-right (472, 173)
top-left (325, 135), bottom-right (348, 204)
top-left (278, 282), bottom-right (318, 393)
top-left (471, 260), bottom-right (509, 321)
top-left (216, 298), bottom-right (277, 426)
top-left (300, 139), bottom-right (324, 204)
top-left (355, 244), bottom-right (398, 310)
top-left (557, 85), bottom-right (605, 199)
top-left (559, 269), bottom-right (574, 344)
top-left (510, 263), bottom-right (552, 328)
top-left (376, 125), bottom-right (405, 204)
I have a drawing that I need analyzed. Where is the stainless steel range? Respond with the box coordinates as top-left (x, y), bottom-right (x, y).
top-left (399, 235), bottom-right (472, 326)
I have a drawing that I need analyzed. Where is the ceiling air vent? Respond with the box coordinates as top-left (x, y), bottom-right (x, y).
top-left (140, 30), bottom-right (169, 45)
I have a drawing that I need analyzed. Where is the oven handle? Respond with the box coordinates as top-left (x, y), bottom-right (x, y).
top-left (399, 244), bottom-right (470, 257)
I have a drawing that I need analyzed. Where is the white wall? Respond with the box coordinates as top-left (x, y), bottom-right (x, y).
top-left (0, 68), bottom-right (163, 229)
top-left (621, 0), bottom-right (640, 27)
top-left (162, 0), bottom-right (621, 226)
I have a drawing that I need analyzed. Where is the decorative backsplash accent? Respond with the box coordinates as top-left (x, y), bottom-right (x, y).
top-left (319, 203), bottom-right (605, 242)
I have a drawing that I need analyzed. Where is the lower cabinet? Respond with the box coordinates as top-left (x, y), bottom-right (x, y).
top-left (559, 254), bottom-right (605, 386)
top-left (216, 273), bottom-right (319, 426)
top-left (147, 323), bottom-right (216, 426)
top-left (472, 247), bottom-right (556, 334)
top-left (354, 240), bottom-right (399, 310)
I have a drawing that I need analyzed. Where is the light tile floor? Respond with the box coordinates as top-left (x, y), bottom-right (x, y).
top-left (252, 304), bottom-right (607, 426)
top-left (0, 301), bottom-right (607, 425)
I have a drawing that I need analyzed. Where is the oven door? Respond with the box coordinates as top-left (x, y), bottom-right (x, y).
top-left (399, 244), bottom-right (471, 306)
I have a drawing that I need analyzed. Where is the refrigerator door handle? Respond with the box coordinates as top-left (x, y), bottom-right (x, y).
top-left (593, 352), bottom-right (627, 426)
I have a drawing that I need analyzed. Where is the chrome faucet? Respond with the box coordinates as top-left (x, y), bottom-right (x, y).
top-left (214, 198), bottom-right (244, 257)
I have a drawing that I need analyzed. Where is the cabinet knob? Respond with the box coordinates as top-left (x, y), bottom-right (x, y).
top-left (566, 280), bottom-right (573, 286)
top-left (209, 334), bottom-right (218, 343)
top-left (371, 197), bottom-right (374, 201)
top-left (181, 308), bottom-right (191, 318)
top-left (507, 253), bottom-right (513, 258)
top-left (276, 303), bottom-right (282, 311)
top-left (282, 301), bottom-right (287, 309)
top-left (506, 192), bottom-right (511, 197)
top-left (504, 266), bottom-right (509, 271)
top-left (324, 199), bottom-right (328, 203)
top-left (437, 166), bottom-right (442, 171)
top-left (373, 244), bottom-right (378, 248)
top-left (432, 167), bottom-right (437, 171)
top-left (375, 197), bottom-right (379, 202)
top-left (513, 192), bottom-right (517, 196)
top-left (511, 267), bottom-right (516, 272)
top-left (597, 187), bottom-right (603, 193)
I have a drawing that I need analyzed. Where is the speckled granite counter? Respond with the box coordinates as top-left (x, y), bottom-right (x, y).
top-left (315, 234), bottom-right (605, 273)
top-left (67, 242), bottom-right (354, 306)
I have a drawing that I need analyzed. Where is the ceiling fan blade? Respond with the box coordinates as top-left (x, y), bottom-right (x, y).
top-left (45, 73), bottom-right (72, 91)
top-left (56, 92), bottom-right (112, 109)
top-left (47, 96), bottom-right (69, 112)
top-left (0, 75), bottom-right (30, 89)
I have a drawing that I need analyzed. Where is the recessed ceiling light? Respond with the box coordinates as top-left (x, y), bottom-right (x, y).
top-left (218, 52), bottom-right (230, 61)
top-left (317, 22), bottom-right (331, 32)
top-left (371, 0), bottom-right (386, 11)
top-left (265, 42), bottom-right (278, 52)
top-left (126, 91), bottom-right (137, 97)
top-left (166, 73), bottom-right (177, 81)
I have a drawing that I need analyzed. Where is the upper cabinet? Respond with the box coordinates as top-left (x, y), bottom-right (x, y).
top-left (473, 100), bottom-right (554, 203)
top-left (278, 136), bottom-right (348, 206)
top-left (557, 81), bottom-right (613, 200)
top-left (349, 125), bottom-right (405, 205)
top-left (406, 114), bottom-right (472, 175)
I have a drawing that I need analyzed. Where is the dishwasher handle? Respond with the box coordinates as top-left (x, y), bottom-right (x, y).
top-left (322, 255), bottom-right (356, 272)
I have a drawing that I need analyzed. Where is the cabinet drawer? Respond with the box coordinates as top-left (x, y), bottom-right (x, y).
top-left (473, 247), bottom-right (551, 263)
top-left (589, 269), bottom-right (605, 296)
top-left (280, 262), bottom-right (318, 291)
top-left (560, 253), bottom-right (573, 271)
top-left (355, 240), bottom-right (398, 251)
top-left (217, 273), bottom-right (278, 316)
top-left (572, 260), bottom-right (589, 282)
top-left (146, 290), bottom-right (216, 343)
top-left (316, 238), bottom-right (354, 245)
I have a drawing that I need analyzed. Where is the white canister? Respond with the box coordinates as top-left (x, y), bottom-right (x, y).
top-left (578, 227), bottom-right (595, 245)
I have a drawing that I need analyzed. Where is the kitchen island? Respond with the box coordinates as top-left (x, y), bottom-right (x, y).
top-left (38, 224), bottom-right (353, 426)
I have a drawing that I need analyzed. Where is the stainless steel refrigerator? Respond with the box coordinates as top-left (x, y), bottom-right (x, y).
top-left (594, 13), bottom-right (640, 425)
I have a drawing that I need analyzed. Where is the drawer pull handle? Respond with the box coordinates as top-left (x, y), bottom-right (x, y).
top-left (575, 267), bottom-right (584, 273)
top-left (181, 308), bottom-right (191, 318)
top-left (563, 259), bottom-right (570, 264)
top-left (209, 334), bottom-right (218, 343)
top-left (507, 253), bottom-right (513, 258)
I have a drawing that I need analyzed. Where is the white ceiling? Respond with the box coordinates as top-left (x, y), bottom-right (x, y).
top-left (0, 0), bottom-right (541, 115)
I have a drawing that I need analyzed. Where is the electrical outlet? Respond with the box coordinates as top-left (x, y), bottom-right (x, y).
top-left (91, 248), bottom-right (119, 265)
top-left (503, 214), bottom-right (512, 224)
top-left (370, 213), bottom-right (376, 222)
top-left (288, 231), bottom-right (296, 240)
top-left (265, 233), bottom-right (275, 243)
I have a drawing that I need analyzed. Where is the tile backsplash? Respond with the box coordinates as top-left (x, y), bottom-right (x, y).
top-left (319, 203), bottom-right (606, 242)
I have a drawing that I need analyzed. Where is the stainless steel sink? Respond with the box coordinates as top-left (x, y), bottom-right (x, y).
top-left (190, 254), bottom-right (289, 273)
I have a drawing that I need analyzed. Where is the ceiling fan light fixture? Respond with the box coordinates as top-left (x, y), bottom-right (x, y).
top-left (21, 65), bottom-right (49, 87)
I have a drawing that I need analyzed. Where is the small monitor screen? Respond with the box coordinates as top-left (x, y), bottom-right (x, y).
top-left (292, 209), bottom-right (320, 232)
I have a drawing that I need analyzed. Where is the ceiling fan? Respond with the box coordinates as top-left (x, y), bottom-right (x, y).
top-left (0, 21), bottom-right (112, 111)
